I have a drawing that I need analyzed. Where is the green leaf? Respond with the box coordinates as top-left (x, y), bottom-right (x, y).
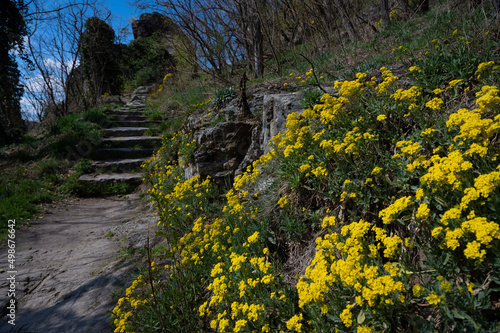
top-left (443, 253), bottom-right (450, 266)
top-left (357, 311), bottom-right (366, 324)
top-left (451, 309), bottom-right (465, 320)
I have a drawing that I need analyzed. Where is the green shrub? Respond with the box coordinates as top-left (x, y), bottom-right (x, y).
top-left (212, 86), bottom-right (235, 109)
top-left (48, 113), bottom-right (103, 158)
top-left (144, 109), bottom-right (164, 121)
top-left (0, 171), bottom-right (55, 238)
top-left (300, 88), bottom-right (323, 109)
top-left (83, 107), bottom-right (111, 125)
top-left (74, 158), bottom-right (93, 175)
top-left (121, 32), bottom-right (174, 89)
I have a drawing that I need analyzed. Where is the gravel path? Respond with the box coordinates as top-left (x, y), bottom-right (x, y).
top-left (0, 192), bottom-right (160, 333)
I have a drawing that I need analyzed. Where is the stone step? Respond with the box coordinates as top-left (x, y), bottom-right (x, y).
top-left (108, 109), bottom-right (145, 116)
top-left (92, 148), bottom-right (155, 160)
top-left (92, 158), bottom-right (147, 173)
top-left (101, 136), bottom-right (161, 148)
top-left (110, 114), bottom-right (147, 121)
top-left (126, 103), bottom-right (147, 109)
top-left (108, 120), bottom-right (159, 127)
top-left (78, 172), bottom-right (143, 186)
top-left (104, 127), bottom-right (149, 137)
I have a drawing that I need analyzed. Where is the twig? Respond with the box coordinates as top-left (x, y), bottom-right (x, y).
top-left (298, 54), bottom-right (328, 94)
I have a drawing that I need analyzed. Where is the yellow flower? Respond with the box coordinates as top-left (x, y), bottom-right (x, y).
top-left (425, 97), bottom-right (444, 110)
top-left (377, 114), bottom-right (387, 121)
top-left (475, 61), bottom-right (495, 79)
top-left (426, 292), bottom-right (443, 306)
top-left (371, 166), bottom-right (382, 175)
top-left (299, 164), bottom-right (311, 173)
top-left (247, 231), bottom-right (259, 243)
top-left (311, 166), bottom-right (328, 177)
top-left (379, 196), bottom-right (413, 224)
top-left (278, 196), bottom-right (288, 208)
top-left (413, 284), bottom-right (424, 297)
top-left (340, 305), bottom-right (354, 327)
top-left (416, 203), bottom-right (430, 219)
top-left (440, 280), bottom-right (452, 293)
top-left (448, 79), bottom-right (463, 88)
top-left (234, 319), bottom-right (247, 332)
top-left (321, 216), bottom-right (336, 228)
top-left (420, 128), bottom-right (436, 137)
top-left (286, 313), bottom-right (303, 332)
top-left (432, 227), bottom-right (443, 238)
top-left (357, 326), bottom-right (374, 333)
top-left (463, 240), bottom-right (486, 261)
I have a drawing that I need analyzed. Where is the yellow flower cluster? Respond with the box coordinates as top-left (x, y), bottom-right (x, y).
top-left (425, 97), bottom-right (444, 110)
top-left (430, 167), bottom-right (500, 260)
top-left (190, 98), bottom-right (211, 109)
top-left (118, 59), bottom-right (500, 333)
top-left (391, 86), bottom-right (421, 110)
top-left (420, 150), bottom-right (473, 191)
top-left (112, 275), bottom-right (148, 332)
top-left (475, 61), bottom-right (495, 79)
top-left (147, 73), bottom-right (174, 103)
top-left (297, 218), bottom-right (406, 324)
top-left (286, 313), bottom-right (303, 332)
top-left (288, 68), bottom-right (317, 85)
top-left (334, 77), bottom-right (364, 97)
top-left (379, 196), bottom-right (413, 224)
top-left (377, 67), bottom-right (399, 94)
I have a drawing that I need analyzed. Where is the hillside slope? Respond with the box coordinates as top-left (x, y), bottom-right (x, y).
top-left (111, 4), bottom-right (500, 333)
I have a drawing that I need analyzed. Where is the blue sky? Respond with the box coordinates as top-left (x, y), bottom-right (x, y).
top-left (105, 0), bottom-right (148, 43)
top-left (20, 0), bottom-right (151, 120)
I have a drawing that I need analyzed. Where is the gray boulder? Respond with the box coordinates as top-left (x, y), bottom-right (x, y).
top-left (190, 122), bottom-right (254, 186)
top-left (261, 91), bottom-right (304, 153)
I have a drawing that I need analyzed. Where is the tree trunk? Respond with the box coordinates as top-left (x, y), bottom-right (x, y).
top-left (252, 12), bottom-right (263, 78)
top-left (332, 0), bottom-right (357, 42)
top-left (238, 72), bottom-right (251, 119)
top-left (381, 0), bottom-right (390, 26)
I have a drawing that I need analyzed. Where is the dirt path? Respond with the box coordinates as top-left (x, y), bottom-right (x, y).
top-left (0, 192), bottom-right (160, 332)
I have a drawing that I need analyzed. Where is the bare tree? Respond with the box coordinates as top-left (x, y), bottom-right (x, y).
top-left (135, 0), bottom-right (245, 82)
top-left (22, 0), bottom-right (109, 120)
top-left (332, 0), bottom-right (357, 42)
top-left (381, 0), bottom-right (390, 27)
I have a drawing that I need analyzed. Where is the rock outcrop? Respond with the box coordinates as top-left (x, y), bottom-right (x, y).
top-left (184, 87), bottom-right (305, 186)
top-left (261, 91), bottom-right (304, 154)
top-left (132, 12), bottom-right (183, 57)
top-left (188, 122), bottom-right (254, 185)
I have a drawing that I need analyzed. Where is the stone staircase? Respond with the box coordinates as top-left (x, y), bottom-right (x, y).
top-left (78, 86), bottom-right (161, 192)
